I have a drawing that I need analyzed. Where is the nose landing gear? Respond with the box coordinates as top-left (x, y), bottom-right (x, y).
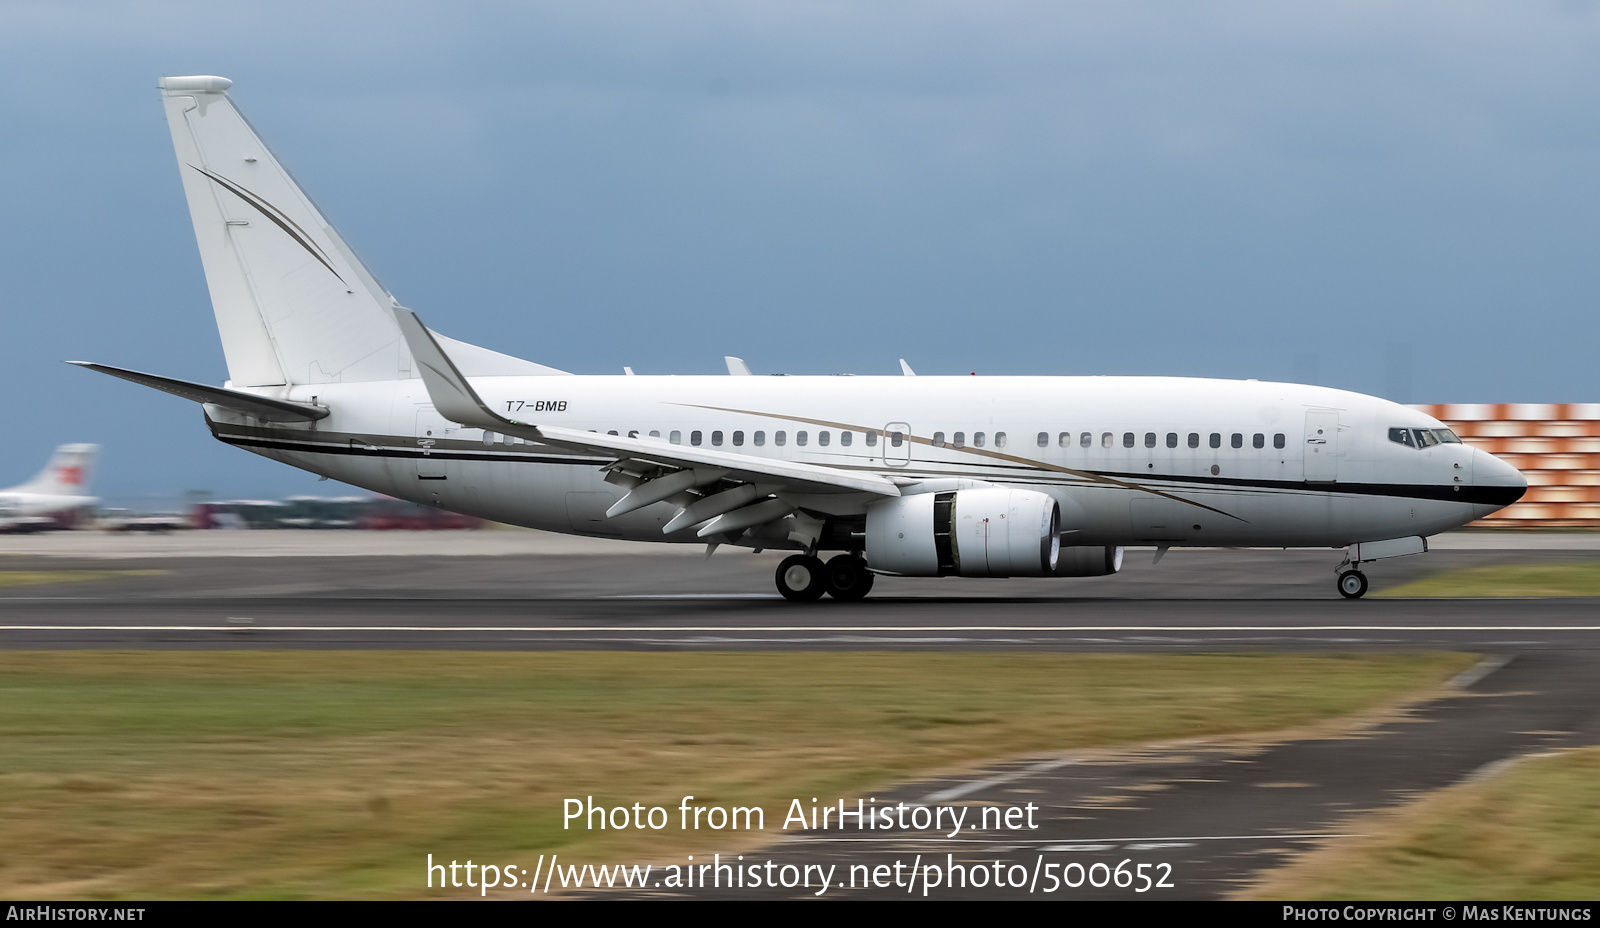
top-left (1332, 536), bottom-right (1427, 600)
top-left (1337, 569), bottom-right (1369, 599)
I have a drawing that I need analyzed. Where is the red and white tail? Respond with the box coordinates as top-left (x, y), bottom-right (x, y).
top-left (15, 444), bottom-right (98, 497)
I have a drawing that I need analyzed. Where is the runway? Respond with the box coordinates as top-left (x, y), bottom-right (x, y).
top-left (4, 530), bottom-right (1599, 898)
top-left (1, 532), bottom-right (1598, 652)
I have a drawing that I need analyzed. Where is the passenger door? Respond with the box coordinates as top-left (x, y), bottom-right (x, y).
top-left (1303, 409), bottom-right (1340, 482)
top-left (414, 405), bottom-right (450, 482)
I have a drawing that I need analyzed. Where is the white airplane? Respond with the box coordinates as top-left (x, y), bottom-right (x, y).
top-left (77, 76), bottom-right (1527, 600)
top-left (0, 444), bottom-right (99, 531)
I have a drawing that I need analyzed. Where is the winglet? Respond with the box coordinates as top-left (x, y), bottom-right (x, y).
top-left (725, 356), bottom-right (753, 376)
top-left (393, 310), bottom-right (511, 431)
top-left (899, 359), bottom-right (916, 376)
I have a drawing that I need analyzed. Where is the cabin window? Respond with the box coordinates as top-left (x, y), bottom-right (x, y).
top-left (607, 430), bottom-right (619, 436)
top-left (1123, 432), bottom-right (1135, 448)
top-left (1059, 432), bottom-right (1071, 448)
top-left (1273, 433), bottom-right (1285, 449)
top-left (841, 431), bottom-right (853, 447)
top-left (1102, 432), bottom-right (1114, 448)
top-left (1209, 433), bottom-right (1221, 449)
top-left (974, 432), bottom-right (986, 448)
top-left (1144, 432), bottom-right (1157, 449)
top-left (995, 432), bottom-right (1007, 448)
top-left (1166, 432), bottom-right (1178, 448)
top-left (796, 431), bottom-right (808, 446)
top-left (691, 430), bottom-right (703, 446)
top-left (1038, 432), bottom-right (1050, 448)
top-left (775, 431), bottom-right (787, 446)
top-left (954, 432), bottom-right (966, 448)
top-left (865, 430), bottom-right (878, 447)
top-left (649, 430), bottom-right (661, 438)
top-left (627, 430), bottom-right (638, 439)
top-left (818, 431), bottom-right (830, 447)
top-left (732, 430), bottom-right (744, 446)
top-left (670, 430), bottom-right (682, 444)
top-left (1188, 432), bottom-right (1200, 449)
top-left (1252, 433), bottom-right (1264, 449)
top-left (1081, 432), bottom-right (1092, 448)
top-left (933, 432), bottom-right (946, 447)
top-left (711, 431), bottom-right (723, 446)
top-left (753, 431), bottom-right (765, 446)
top-left (1230, 433), bottom-right (1243, 449)
top-left (890, 431), bottom-right (905, 447)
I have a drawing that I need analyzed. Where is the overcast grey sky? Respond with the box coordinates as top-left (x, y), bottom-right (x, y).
top-left (2, 1), bottom-right (1597, 502)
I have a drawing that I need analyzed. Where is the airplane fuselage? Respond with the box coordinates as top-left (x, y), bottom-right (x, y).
top-left (0, 492), bottom-right (97, 519)
top-left (204, 374), bottom-right (1523, 550)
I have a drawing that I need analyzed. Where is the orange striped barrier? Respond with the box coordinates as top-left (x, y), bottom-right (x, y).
top-left (1413, 404), bottom-right (1600, 527)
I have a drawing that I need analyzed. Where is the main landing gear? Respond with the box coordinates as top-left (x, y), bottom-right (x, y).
top-left (775, 554), bottom-right (875, 602)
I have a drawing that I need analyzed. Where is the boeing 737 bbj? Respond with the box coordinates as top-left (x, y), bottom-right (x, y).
top-left (77, 76), bottom-right (1527, 600)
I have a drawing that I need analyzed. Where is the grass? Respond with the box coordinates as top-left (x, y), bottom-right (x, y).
top-left (1248, 746), bottom-right (1600, 899)
top-left (1378, 562), bottom-right (1600, 598)
top-left (0, 650), bottom-right (1474, 899)
top-left (0, 570), bottom-right (164, 588)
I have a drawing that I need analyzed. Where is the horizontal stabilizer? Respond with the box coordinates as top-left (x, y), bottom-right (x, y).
top-left (70, 361), bottom-right (329, 421)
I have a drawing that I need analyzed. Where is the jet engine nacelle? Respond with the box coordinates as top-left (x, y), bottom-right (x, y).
top-left (865, 488), bottom-right (1060, 577)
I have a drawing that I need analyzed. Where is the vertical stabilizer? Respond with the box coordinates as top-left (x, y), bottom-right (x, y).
top-left (158, 76), bottom-right (407, 386)
top-left (15, 444), bottom-right (98, 497)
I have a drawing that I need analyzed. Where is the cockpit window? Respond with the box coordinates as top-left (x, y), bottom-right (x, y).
top-left (1390, 427), bottom-right (1462, 449)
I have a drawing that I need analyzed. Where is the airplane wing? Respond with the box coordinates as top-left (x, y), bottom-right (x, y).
top-left (395, 311), bottom-right (900, 539)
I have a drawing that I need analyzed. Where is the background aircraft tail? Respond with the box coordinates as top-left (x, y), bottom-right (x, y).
top-left (157, 76), bottom-right (568, 388)
top-left (12, 444), bottom-right (98, 497)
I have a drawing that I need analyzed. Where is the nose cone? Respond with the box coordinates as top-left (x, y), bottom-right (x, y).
top-left (1471, 448), bottom-right (1527, 516)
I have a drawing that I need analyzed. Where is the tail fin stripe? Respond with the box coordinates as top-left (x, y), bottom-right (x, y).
top-left (191, 165), bottom-right (347, 286)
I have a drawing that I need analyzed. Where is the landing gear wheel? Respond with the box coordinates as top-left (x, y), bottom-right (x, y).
top-left (776, 555), bottom-right (826, 602)
top-left (1337, 569), bottom-right (1369, 599)
top-left (823, 554), bottom-right (875, 602)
